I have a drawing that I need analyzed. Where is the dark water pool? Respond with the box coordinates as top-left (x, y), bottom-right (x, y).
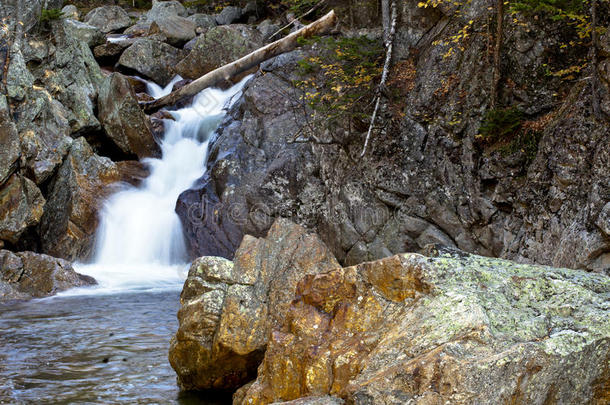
top-left (0, 290), bottom-right (230, 405)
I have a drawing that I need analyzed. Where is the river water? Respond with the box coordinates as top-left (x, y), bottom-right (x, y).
top-left (0, 77), bottom-right (250, 404)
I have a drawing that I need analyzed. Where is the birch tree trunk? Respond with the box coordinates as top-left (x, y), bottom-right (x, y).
top-left (360, 0), bottom-right (397, 158)
top-left (142, 10), bottom-right (338, 113)
top-left (381, 0), bottom-right (391, 43)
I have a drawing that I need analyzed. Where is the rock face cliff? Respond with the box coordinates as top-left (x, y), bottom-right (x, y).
top-left (177, 1), bottom-right (610, 275)
top-left (170, 220), bottom-right (610, 405)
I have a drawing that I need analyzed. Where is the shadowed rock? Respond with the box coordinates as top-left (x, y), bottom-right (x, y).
top-left (0, 250), bottom-right (96, 301)
top-left (0, 175), bottom-right (45, 245)
top-left (98, 73), bottom-right (160, 159)
top-left (40, 138), bottom-right (120, 261)
top-left (118, 39), bottom-right (183, 86)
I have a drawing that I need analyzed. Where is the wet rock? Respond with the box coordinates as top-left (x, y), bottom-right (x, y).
top-left (62, 19), bottom-right (105, 47)
top-left (148, 15), bottom-right (196, 47)
top-left (98, 72), bottom-right (160, 159)
top-left (84, 6), bottom-right (132, 33)
top-left (187, 14), bottom-right (217, 32)
top-left (174, 25), bottom-right (262, 80)
top-left (0, 250), bottom-right (95, 301)
top-left (240, 247), bottom-right (610, 404)
top-left (0, 95), bottom-right (20, 186)
top-left (118, 39), bottom-right (183, 86)
top-left (169, 219), bottom-right (339, 391)
top-left (40, 138), bottom-right (120, 261)
top-left (61, 4), bottom-right (79, 20)
top-left (0, 175), bottom-right (45, 245)
top-left (215, 6), bottom-right (243, 26)
top-left (116, 161), bottom-right (150, 187)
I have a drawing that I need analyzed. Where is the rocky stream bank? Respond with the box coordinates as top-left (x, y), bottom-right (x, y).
top-left (0, 0), bottom-right (608, 404)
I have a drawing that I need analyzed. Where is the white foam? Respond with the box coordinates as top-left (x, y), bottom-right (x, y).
top-left (73, 76), bottom-right (252, 295)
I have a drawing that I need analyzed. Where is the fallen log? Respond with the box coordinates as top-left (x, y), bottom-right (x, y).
top-left (141, 10), bottom-right (338, 113)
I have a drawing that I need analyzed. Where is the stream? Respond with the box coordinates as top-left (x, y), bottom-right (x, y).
top-left (0, 76), bottom-right (251, 404)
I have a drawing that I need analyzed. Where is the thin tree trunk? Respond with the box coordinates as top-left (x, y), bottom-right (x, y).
top-left (360, 0), bottom-right (397, 158)
top-left (381, 0), bottom-right (391, 43)
top-left (491, 0), bottom-right (503, 108)
top-left (591, 0), bottom-right (601, 118)
top-left (142, 10), bottom-right (338, 113)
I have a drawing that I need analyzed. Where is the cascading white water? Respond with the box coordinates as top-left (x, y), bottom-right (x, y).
top-left (71, 76), bottom-right (251, 294)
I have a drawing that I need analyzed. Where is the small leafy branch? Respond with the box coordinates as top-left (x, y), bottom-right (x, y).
top-left (39, 8), bottom-right (64, 23)
top-left (292, 35), bottom-right (384, 142)
top-left (476, 107), bottom-right (553, 162)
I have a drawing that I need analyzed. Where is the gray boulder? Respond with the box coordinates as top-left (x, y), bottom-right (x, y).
top-left (174, 25), bottom-right (262, 80)
top-left (62, 19), bottom-right (105, 47)
top-left (257, 19), bottom-right (281, 40)
top-left (61, 4), bottom-right (79, 20)
top-left (148, 15), bottom-right (196, 46)
top-left (84, 6), bottom-right (132, 33)
top-left (98, 73), bottom-right (160, 159)
top-left (145, 0), bottom-right (187, 21)
top-left (215, 6), bottom-right (242, 25)
top-left (187, 14), bottom-right (217, 33)
top-left (0, 250), bottom-right (95, 301)
top-left (118, 38), bottom-right (183, 86)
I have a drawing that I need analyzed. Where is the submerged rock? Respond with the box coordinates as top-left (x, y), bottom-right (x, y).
top-left (169, 219), bottom-right (339, 391)
top-left (84, 6), bottom-right (132, 34)
top-left (239, 245), bottom-right (610, 404)
top-left (98, 72), bottom-right (160, 159)
top-left (40, 138), bottom-right (120, 261)
top-left (0, 250), bottom-right (95, 301)
top-left (118, 39), bottom-right (183, 86)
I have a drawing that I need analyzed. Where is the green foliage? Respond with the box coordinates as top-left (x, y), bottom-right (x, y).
top-left (509, 0), bottom-right (587, 20)
top-left (183, 0), bottom-right (212, 8)
top-left (294, 35), bottom-right (383, 125)
top-left (479, 107), bottom-right (524, 143)
top-left (133, 0), bottom-right (153, 9)
top-left (478, 107), bottom-right (547, 163)
top-left (39, 8), bottom-right (64, 23)
top-left (283, 0), bottom-right (318, 15)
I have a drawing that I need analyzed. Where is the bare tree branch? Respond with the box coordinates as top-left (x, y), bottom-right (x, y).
top-left (360, 0), bottom-right (397, 158)
top-left (142, 10), bottom-right (338, 113)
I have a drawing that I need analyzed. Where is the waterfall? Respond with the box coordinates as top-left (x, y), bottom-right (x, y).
top-left (72, 76), bottom-right (251, 294)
